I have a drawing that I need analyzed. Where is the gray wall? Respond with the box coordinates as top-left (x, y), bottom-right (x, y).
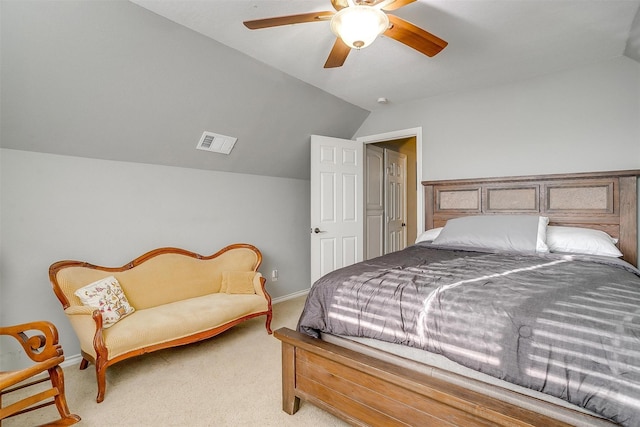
top-left (355, 56), bottom-right (640, 180)
top-left (0, 148), bottom-right (310, 368)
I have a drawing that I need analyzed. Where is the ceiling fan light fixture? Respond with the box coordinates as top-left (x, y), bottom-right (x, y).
top-left (330, 6), bottom-right (389, 49)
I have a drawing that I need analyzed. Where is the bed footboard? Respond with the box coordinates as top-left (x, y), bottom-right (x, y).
top-left (274, 327), bottom-right (616, 427)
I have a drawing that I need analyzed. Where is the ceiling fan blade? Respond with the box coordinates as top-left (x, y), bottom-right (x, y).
top-left (330, 0), bottom-right (349, 11)
top-left (380, 0), bottom-right (416, 11)
top-left (324, 38), bottom-right (351, 68)
top-left (384, 14), bottom-right (448, 57)
top-left (332, 0), bottom-right (412, 10)
top-left (244, 11), bottom-right (334, 30)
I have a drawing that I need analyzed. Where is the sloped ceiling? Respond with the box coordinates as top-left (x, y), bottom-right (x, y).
top-left (0, 0), bottom-right (368, 180)
top-left (2, 1), bottom-right (639, 180)
top-left (130, 0), bottom-right (640, 111)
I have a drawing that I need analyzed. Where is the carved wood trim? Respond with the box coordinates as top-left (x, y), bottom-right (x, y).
top-left (48, 243), bottom-right (262, 309)
top-left (0, 322), bottom-right (81, 425)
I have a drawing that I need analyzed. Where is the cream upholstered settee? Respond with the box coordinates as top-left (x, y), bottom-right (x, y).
top-left (48, 244), bottom-right (272, 403)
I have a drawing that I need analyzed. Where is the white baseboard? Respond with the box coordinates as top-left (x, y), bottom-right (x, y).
top-left (61, 353), bottom-right (84, 369)
top-left (61, 288), bottom-right (311, 368)
top-left (271, 288), bottom-right (310, 304)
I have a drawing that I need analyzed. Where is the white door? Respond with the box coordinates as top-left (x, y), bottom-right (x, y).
top-left (384, 150), bottom-right (407, 253)
top-left (310, 135), bottom-right (363, 285)
top-left (365, 145), bottom-right (385, 260)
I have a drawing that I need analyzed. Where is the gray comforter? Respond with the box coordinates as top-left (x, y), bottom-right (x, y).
top-left (297, 244), bottom-right (640, 426)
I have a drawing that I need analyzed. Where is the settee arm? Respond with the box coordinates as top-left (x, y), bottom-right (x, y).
top-left (63, 306), bottom-right (106, 361)
top-left (252, 272), bottom-right (272, 334)
top-left (64, 305), bottom-right (98, 316)
top-left (252, 273), bottom-right (267, 296)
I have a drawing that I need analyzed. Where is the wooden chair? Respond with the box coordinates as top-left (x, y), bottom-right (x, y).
top-left (0, 321), bottom-right (80, 426)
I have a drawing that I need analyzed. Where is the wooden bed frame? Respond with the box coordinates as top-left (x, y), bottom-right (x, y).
top-left (275, 170), bottom-right (639, 427)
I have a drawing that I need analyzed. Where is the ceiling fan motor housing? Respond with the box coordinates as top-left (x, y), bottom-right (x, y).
top-left (330, 6), bottom-right (390, 49)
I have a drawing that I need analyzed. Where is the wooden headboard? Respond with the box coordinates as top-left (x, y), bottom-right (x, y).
top-left (422, 170), bottom-right (640, 267)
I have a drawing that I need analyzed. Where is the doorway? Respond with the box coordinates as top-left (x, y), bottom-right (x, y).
top-left (309, 128), bottom-right (423, 284)
top-left (364, 137), bottom-right (417, 260)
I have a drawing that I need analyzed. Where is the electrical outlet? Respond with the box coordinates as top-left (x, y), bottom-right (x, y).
top-left (271, 269), bottom-right (278, 281)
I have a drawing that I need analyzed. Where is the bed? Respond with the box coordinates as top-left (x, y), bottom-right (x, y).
top-left (274, 169), bottom-right (640, 427)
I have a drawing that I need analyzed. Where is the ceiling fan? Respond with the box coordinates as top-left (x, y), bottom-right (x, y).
top-left (243, 0), bottom-right (448, 68)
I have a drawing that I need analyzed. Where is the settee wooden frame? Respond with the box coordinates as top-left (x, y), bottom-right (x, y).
top-left (49, 243), bottom-right (272, 403)
top-left (275, 170), bottom-right (639, 426)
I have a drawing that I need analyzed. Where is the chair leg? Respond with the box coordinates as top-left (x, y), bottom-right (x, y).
top-left (265, 312), bottom-right (273, 335)
top-left (95, 359), bottom-right (107, 403)
top-left (79, 358), bottom-right (89, 370)
top-left (48, 365), bottom-right (81, 424)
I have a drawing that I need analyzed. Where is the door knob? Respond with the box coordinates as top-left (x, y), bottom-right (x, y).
top-left (312, 227), bottom-right (325, 234)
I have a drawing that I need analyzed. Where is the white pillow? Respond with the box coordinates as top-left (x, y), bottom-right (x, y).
top-left (536, 216), bottom-right (549, 253)
top-left (415, 227), bottom-right (443, 244)
top-left (74, 276), bottom-right (135, 328)
top-left (546, 226), bottom-right (622, 257)
top-left (432, 215), bottom-right (549, 253)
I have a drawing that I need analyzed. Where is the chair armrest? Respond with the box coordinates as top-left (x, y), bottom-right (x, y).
top-left (63, 306), bottom-right (106, 361)
top-left (253, 272), bottom-right (265, 295)
top-left (253, 273), bottom-right (272, 308)
top-left (64, 305), bottom-right (105, 333)
top-left (64, 305), bottom-right (98, 316)
top-left (0, 321), bottom-right (63, 362)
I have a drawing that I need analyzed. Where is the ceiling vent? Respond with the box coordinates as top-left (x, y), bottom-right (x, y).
top-left (196, 131), bottom-right (237, 155)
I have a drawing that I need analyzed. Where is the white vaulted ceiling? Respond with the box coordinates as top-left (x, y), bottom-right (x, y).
top-left (130, 0), bottom-right (640, 111)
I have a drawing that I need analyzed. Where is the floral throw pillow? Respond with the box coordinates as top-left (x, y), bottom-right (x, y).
top-left (74, 276), bottom-right (135, 328)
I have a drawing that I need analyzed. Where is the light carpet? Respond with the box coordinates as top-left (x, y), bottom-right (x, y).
top-left (3, 296), bottom-right (348, 427)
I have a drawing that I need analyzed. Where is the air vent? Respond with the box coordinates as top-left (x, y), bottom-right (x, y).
top-left (196, 131), bottom-right (237, 155)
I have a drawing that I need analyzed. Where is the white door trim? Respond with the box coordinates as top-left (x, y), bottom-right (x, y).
top-left (356, 127), bottom-right (424, 235)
